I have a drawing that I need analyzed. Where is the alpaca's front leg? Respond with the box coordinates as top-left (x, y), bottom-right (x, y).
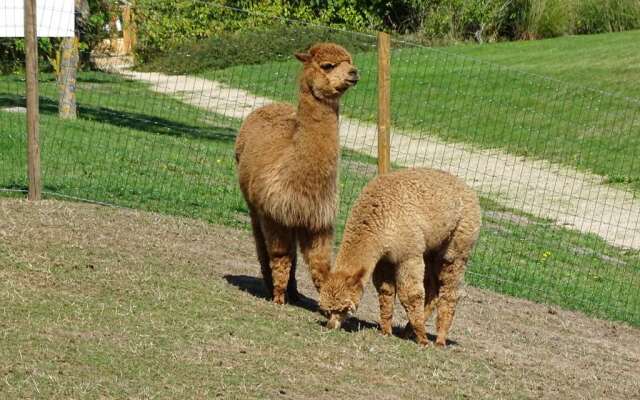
top-left (372, 261), bottom-right (396, 336)
top-left (298, 228), bottom-right (333, 291)
top-left (261, 219), bottom-right (296, 304)
top-left (397, 257), bottom-right (429, 346)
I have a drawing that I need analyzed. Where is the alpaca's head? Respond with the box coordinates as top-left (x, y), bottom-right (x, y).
top-left (295, 43), bottom-right (359, 101)
top-left (319, 268), bottom-right (366, 330)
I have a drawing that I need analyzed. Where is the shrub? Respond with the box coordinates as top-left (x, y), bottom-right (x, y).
top-left (137, 23), bottom-right (376, 74)
top-left (0, 0), bottom-right (116, 73)
top-left (575, 0), bottom-right (640, 34)
top-left (517, 0), bottom-right (577, 39)
top-left (131, 0), bottom-right (386, 61)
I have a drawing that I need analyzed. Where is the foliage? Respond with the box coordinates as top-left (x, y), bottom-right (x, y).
top-left (3, 0), bottom-right (639, 73)
top-left (575, 0), bottom-right (640, 34)
top-left (129, 0), bottom-right (640, 62)
top-left (137, 23), bottom-right (376, 74)
top-left (0, 0), bottom-right (115, 73)
top-left (131, 0), bottom-right (385, 61)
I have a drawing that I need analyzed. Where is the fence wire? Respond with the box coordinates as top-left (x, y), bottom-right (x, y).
top-left (1, 5), bottom-right (639, 327)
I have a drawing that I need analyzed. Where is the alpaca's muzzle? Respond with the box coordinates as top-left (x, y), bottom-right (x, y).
top-left (326, 312), bottom-right (347, 330)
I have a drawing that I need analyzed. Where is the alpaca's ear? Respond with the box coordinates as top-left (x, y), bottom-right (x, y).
top-left (295, 52), bottom-right (312, 63)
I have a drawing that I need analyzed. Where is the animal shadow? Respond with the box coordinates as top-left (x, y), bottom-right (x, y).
top-left (317, 317), bottom-right (459, 347)
top-left (223, 274), bottom-right (319, 313)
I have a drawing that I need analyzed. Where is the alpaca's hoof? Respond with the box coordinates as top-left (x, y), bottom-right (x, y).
top-left (435, 338), bottom-right (447, 348)
top-left (379, 324), bottom-right (392, 336)
top-left (273, 293), bottom-right (286, 305)
top-left (416, 336), bottom-right (431, 347)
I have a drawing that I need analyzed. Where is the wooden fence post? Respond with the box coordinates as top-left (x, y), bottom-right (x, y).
top-left (377, 31), bottom-right (391, 175)
top-left (25, 0), bottom-right (41, 200)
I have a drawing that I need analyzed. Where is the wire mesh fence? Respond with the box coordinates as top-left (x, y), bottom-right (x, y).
top-left (1, 4), bottom-right (639, 327)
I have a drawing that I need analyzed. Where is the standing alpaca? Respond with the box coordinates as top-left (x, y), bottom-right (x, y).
top-left (319, 168), bottom-right (481, 346)
top-left (235, 43), bottom-right (359, 304)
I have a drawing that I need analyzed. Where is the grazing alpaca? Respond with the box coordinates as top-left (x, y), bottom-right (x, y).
top-left (319, 168), bottom-right (481, 346)
top-left (235, 43), bottom-right (359, 304)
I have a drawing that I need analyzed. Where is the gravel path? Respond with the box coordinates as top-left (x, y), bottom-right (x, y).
top-left (119, 70), bottom-right (640, 250)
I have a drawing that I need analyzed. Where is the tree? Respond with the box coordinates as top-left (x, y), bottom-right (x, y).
top-left (57, 0), bottom-right (88, 119)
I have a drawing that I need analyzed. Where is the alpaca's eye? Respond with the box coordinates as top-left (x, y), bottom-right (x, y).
top-left (320, 63), bottom-right (335, 71)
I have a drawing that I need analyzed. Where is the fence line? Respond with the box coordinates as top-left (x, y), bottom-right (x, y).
top-left (1, 6), bottom-right (639, 327)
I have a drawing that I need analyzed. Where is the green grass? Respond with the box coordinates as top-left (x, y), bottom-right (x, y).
top-left (202, 30), bottom-right (640, 194)
top-left (0, 72), bottom-right (372, 232)
top-left (445, 30), bottom-right (640, 98)
top-left (1, 70), bottom-right (639, 326)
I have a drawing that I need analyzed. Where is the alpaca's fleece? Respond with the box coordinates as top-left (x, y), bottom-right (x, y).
top-left (319, 168), bottom-right (481, 346)
top-left (235, 43), bottom-right (359, 304)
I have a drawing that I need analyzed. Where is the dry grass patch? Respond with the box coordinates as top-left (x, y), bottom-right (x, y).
top-left (1, 199), bottom-right (638, 399)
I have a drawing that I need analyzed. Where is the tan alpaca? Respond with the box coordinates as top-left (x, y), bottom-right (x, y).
top-left (319, 168), bottom-right (481, 346)
top-left (235, 43), bottom-right (359, 304)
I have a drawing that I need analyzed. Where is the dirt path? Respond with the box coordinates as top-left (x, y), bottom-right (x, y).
top-left (119, 70), bottom-right (640, 250)
top-left (2, 199), bottom-right (639, 399)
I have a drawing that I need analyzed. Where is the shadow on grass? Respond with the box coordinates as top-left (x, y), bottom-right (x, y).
top-left (223, 274), bottom-right (319, 313)
top-left (322, 317), bottom-right (459, 347)
top-left (0, 94), bottom-right (237, 143)
top-left (224, 275), bottom-right (458, 347)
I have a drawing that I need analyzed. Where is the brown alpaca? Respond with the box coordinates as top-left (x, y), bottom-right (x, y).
top-left (235, 43), bottom-right (359, 304)
top-left (319, 168), bottom-right (481, 346)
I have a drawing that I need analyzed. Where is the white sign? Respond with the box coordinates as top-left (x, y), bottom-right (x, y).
top-left (0, 0), bottom-right (75, 37)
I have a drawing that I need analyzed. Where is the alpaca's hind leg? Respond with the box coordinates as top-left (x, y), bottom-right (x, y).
top-left (423, 252), bottom-right (442, 322)
top-left (261, 218), bottom-right (296, 305)
top-left (435, 257), bottom-right (466, 347)
top-left (249, 210), bottom-right (273, 296)
top-left (298, 228), bottom-right (333, 292)
top-left (396, 257), bottom-right (428, 346)
top-left (286, 246), bottom-right (300, 303)
top-left (372, 261), bottom-right (396, 336)
top-left (404, 254), bottom-right (441, 338)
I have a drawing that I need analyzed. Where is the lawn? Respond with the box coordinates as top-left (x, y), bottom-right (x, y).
top-left (203, 30), bottom-right (640, 193)
top-left (1, 71), bottom-right (638, 326)
top-left (4, 200), bottom-right (637, 399)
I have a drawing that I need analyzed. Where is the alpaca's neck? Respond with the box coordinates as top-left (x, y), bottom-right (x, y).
top-left (335, 234), bottom-right (384, 284)
top-left (294, 91), bottom-right (340, 158)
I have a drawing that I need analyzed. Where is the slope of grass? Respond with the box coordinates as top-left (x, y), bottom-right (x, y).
top-left (445, 29), bottom-right (640, 99)
top-left (2, 199), bottom-right (639, 399)
top-left (0, 214), bottom-right (540, 400)
top-left (1, 70), bottom-right (638, 326)
top-left (203, 30), bottom-right (640, 193)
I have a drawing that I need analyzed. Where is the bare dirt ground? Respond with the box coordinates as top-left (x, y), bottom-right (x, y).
top-left (116, 70), bottom-right (640, 250)
top-left (2, 198), bottom-right (639, 399)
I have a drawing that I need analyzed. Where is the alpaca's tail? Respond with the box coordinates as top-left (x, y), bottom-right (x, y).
top-left (234, 129), bottom-right (246, 165)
